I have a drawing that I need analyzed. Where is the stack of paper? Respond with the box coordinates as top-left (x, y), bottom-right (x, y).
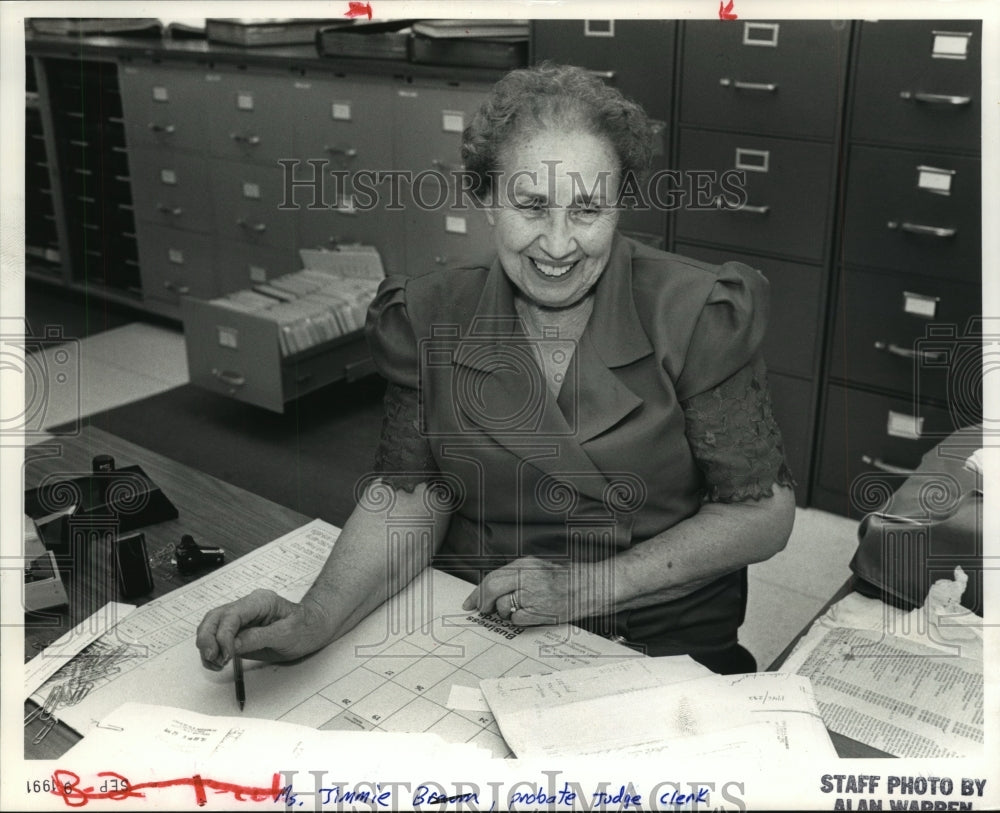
top-left (479, 659), bottom-right (837, 760)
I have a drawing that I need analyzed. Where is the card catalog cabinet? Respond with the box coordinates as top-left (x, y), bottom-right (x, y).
top-left (24, 57), bottom-right (67, 279)
top-left (672, 20), bottom-right (850, 504)
top-left (41, 58), bottom-right (141, 297)
top-left (812, 20), bottom-right (983, 517)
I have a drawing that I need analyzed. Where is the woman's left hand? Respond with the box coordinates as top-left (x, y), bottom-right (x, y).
top-left (461, 556), bottom-right (596, 626)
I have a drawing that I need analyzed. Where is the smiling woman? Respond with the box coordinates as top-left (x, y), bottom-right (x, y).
top-left (197, 63), bottom-right (796, 677)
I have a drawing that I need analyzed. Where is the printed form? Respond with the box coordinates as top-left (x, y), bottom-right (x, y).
top-left (29, 520), bottom-right (645, 758)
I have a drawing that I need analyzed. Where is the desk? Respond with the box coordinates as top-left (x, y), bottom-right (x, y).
top-left (23, 426), bottom-right (311, 758)
top-left (24, 428), bottom-right (883, 760)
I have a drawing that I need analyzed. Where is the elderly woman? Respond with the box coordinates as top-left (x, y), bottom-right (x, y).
top-left (197, 63), bottom-right (796, 676)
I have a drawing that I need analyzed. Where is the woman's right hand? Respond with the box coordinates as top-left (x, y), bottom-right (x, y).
top-left (195, 588), bottom-right (333, 670)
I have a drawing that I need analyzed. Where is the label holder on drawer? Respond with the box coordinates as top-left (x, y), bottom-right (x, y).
top-left (743, 22), bottom-right (779, 47)
top-left (932, 30), bottom-right (972, 60)
top-left (735, 148), bottom-right (770, 173)
top-left (217, 326), bottom-right (239, 349)
top-left (903, 291), bottom-right (940, 318)
top-left (916, 165), bottom-right (955, 195)
top-left (887, 410), bottom-right (924, 440)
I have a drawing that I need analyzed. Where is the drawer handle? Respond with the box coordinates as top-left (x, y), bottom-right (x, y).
top-left (899, 91), bottom-right (972, 106)
top-left (874, 341), bottom-right (948, 363)
top-left (163, 281), bottom-right (190, 294)
top-left (861, 455), bottom-right (916, 476)
top-left (586, 69), bottom-right (616, 81)
top-left (212, 369), bottom-right (246, 388)
top-left (230, 132), bottom-right (261, 146)
top-left (236, 218), bottom-right (267, 234)
top-left (887, 221), bottom-right (956, 238)
top-left (148, 123), bottom-right (175, 134)
top-left (157, 203), bottom-right (182, 216)
top-left (718, 78), bottom-right (778, 93)
top-left (324, 145), bottom-right (358, 158)
top-left (736, 201), bottom-right (771, 215)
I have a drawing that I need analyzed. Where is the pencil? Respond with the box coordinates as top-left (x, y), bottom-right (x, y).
top-left (233, 655), bottom-right (245, 711)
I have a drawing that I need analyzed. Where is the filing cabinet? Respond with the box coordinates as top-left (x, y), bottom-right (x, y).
top-left (119, 62), bottom-right (210, 151)
top-left (136, 224), bottom-right (217, 307)
top-left (673, 131), bottom-right (835, 263)
top-left (842, 146), bottom-right (980, 282)
top-left (816, 385), bottom-right (958, 518)
top-left (128, 148), bottom-right (215, 233)
top-left (680, 20), bottom-right (847, 140)
top-left (206, 69), bottom-right (303, 164)
top-left (394, 83), bottom-right (495, 273)
top-left (851, 21), bottom-right (981, 153)
top-left (672, 19), bottom-right (850, 504)
top-left (812, 20), bottom-right (982, 516)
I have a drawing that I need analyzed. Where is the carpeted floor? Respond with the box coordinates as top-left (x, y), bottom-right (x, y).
top-left (54, 375), bottom-right (389, 528)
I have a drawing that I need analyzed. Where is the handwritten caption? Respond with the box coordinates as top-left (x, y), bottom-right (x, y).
top-left (821, 774), bottom-right (988, 810)
top-left (43, 771), bottom-right (745, 809)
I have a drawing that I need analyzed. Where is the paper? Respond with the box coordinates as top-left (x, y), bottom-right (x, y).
top-left (480, 660), bottom-right (835, 759)
top-left (36, 520), bottom-right (639, 758)
top-left (64, 702), bottom-right (493, 767)
top-left (781, 570), bottom-right (983, 757)
top-left (447, 685), bottom-right (492, 712)
top-left (25, 602), bottom-right (136, 698)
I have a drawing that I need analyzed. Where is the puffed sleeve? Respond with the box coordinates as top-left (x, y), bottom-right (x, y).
top-left (675, 262), bottom-right (796, 502)
top-left (364, 278), bottom-right (439, 491)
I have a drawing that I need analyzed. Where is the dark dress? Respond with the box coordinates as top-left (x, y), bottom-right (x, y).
top-left (364, 233), bottom-right (794, 673)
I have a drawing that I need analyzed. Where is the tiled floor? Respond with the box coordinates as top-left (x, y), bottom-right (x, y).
top-left (27, 320), bottom-right (862, 669)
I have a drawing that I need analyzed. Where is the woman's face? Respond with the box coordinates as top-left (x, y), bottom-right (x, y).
top-left (487, 127), bottom-right (621, 310)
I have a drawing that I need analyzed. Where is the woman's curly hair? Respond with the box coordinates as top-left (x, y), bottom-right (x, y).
top-left (462, 62), bottom-right (656, 200)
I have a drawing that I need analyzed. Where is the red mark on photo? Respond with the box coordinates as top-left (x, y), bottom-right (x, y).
top-left (345, 1), bottom-right (373, 19)
top-left (51, 770), bottom-right (282, 807)
top-left (719, 0), bottom-right (738, 20)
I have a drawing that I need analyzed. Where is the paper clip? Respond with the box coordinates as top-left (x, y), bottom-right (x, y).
top-left (33, 717), bottom-right (57, 744)
top-left (24, 705), bottom-right (43, 725)
top-left (29, 684), bottom-right (65, 744)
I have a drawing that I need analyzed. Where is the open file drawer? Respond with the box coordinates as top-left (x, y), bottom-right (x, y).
top-left (182, 296), bottom-right (375, 412)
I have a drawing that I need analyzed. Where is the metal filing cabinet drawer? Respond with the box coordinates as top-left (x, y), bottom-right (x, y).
top-left (673, 243), bottom-right (823, 380)
top-left (211, 161), bottom-right (298, 253)
top-left (182, 297), bottom-right (371, 412)
top-left (127, 147), bottom-right (215, 233)
top-left (674, 130), bottom-right (834, 262)
top-left (118, 63), bottom-right (210, 150)
top-left (293, 76), bottom-right (393, 186)
top-left (531, 20), bottom-right (675, 121)
top-left (842, 146), bottom-right (980, 282)
top-left (817, 383), bottom-right (958, 507)
top-left (830, 267), bottom-right (982, 405)
top-left (404, 208), bottom-right (495, 274)
top-left (136, 223), bottom-right (217, 306)
top-left (680, 20), bottom-right (848, 139)
top-left (206, 70), bottom-right (301, 163)
top-left (852, 20), bottom-right (981, 153)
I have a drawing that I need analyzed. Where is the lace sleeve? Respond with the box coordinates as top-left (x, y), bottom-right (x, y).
top-left (681, 355), bottom-right (796, 503)
top-left (371, 382), bottom-right (440, 493)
